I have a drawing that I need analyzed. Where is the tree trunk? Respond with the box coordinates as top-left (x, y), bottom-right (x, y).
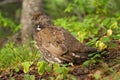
top-left (21, 0), bottom-right (43, 43)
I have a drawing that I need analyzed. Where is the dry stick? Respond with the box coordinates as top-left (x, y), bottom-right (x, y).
top-left (0, 0), bottom-right (22, 5)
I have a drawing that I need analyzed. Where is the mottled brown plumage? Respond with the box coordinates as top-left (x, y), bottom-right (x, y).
top-left (32, 12), bottom-right (97, 64)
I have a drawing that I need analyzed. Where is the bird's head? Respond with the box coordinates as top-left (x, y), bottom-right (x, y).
top-left (32, 12), bottom-right (53, 31)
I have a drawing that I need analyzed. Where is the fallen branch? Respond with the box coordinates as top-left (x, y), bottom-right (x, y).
top-left (0, 0), bottom-right (22, 5)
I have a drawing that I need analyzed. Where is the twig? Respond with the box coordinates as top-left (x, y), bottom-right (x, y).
top-left (0, 0), bottom-right (22, 5)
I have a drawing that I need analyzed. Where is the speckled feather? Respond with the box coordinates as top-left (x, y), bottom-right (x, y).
top-left (32, 12), bottom-right (97, 64)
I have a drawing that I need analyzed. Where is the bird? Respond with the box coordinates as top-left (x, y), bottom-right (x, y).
top-left (32, 12), bottom-right (97, 64)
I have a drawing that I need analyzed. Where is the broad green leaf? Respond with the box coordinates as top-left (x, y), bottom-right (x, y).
top-left (22, 62), bottom-right (33, 73)
top-left (37, 61), bottom-right (47, 75)
top-left (45, 65), bottom-right (52, 72)
top-left (53, 63), bottom-right (60, 70)
top-left (62, 66), bottom-right (69, 75)
top-left (53, 63), bottom-right (62, 74)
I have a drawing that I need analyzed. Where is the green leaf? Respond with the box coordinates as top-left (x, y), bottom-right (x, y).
top-left (56, 74), bottom-right (63, 80)
top-left (24, 74), bottom-right (35, 80)
top-left (45, 65), bottom-right (52, 72)
top-left (88, 53), bottom-right (96, 57)
top-left (3, 22), bottom-right (7, 27)
top-left (86, 38), bottom-right (98, 46)
top-left (53, 63), bottom-right (62, 74)
top-left (53, 63), bottom-right (60, 70)
top-left (61, 66), bottom-right (69, 75)
top-left (29, 75), bottom-right (35, 80)
top-left (22, 62), bottom-right (33, 73)
top-left (111, 35), bottom-right (120, 40)
top-left (102, 18), bottom-right (110, 26)
top-left (90, 59), bottom-right (96, 64)
top-left (101, 36), bottom-right (110, 43)
top-left (64, 3), bottom-right (73, 13)
top-left (37, 61), bottom-right (47, 75)
top-left (15, 67), bottom-right (20, 72)
top-left (82, 60), bottom-right (90, 67)
top-left (109, 43), bottom-right (117, 48)
top-left (93, 54), bottom-right (101, 59)
top-left (71, 76), bottom-right (76, 80)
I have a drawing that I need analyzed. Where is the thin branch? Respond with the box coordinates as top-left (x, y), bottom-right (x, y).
top-left (0, 0), bottom-right (22, 5)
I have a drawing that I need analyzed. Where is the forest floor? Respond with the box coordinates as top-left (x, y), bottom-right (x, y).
top-left (0, 41), bottom-right (120, 80)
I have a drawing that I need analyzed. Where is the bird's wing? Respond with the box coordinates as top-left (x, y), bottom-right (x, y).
top-left (35, 27), bottom-right (68, 58)
top-left (60, 27), bottom-right (97, 53)
top-left (34, 27), bottom-right (97, 63)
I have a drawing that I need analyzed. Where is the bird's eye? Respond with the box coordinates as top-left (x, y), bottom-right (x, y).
top-left (36, 25), bottom-right (41, 31)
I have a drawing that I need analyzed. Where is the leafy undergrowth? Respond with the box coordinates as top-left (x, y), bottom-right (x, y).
top-left (0, 41), bottom-right (120, 80)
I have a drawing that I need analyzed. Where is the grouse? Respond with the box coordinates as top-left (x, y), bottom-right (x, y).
top-left (32, 12), bottom-right (97, 64)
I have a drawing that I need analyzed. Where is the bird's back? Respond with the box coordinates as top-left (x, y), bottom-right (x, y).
top-left (34, 26), bottom-right (97, 64)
